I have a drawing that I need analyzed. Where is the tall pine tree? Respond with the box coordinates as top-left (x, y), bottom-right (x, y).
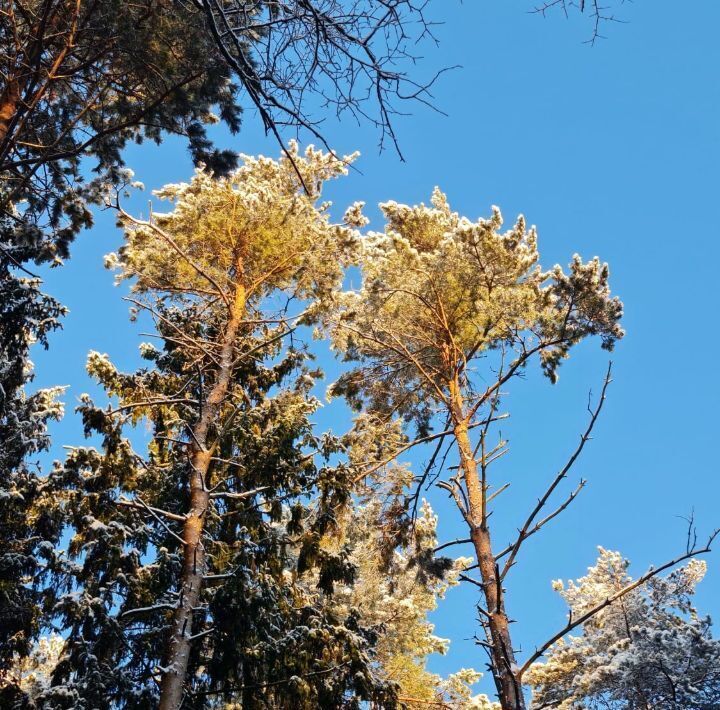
top-left (329, 190), bottom-right (624, 709)
top-left (43, 146), bottom-right (396, 708)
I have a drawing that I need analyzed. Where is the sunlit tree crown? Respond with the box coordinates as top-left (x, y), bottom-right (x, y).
top-left (331, 189), bottom-right (624, 426)
top-left (527, 549), bottom-right (720, 709)
top-left (114, 142), bottom-right (360, 316)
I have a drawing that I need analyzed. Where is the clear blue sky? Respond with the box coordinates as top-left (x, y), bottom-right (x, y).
top-left (33, 0), bottom-right (720, 696)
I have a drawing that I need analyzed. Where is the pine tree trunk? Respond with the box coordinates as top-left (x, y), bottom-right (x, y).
top-left (0, 78), bottom-right (20, 149)
top-left (159, 272), bottom-right (246, 710)
top-left (0, 5), bottom-right (80, 163)
top-left (449, 378), bottom-right (526, 710)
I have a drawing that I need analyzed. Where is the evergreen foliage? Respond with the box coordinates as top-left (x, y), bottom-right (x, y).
top-left (1, 4), bottom-right (243, 671)
top-left (36, 146), bottom-right (399, 708)
top-left (527, 549), bottom-right (720, 709)
top-left (0, 268), bottom-right (66, 676)
top-left (0, 0), bottom-right (242, 267)
top-left (328, 189), bottom-right (624, 707)
top-left (329, 490), bottom-right (499, 708)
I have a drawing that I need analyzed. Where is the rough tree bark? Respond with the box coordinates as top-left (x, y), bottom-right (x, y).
top-left (158, 257), bottom-right (246, 710)
top-left (449, 376), bottom-right (526, 710)
top-left (0, 79), bottom-right (20, 146)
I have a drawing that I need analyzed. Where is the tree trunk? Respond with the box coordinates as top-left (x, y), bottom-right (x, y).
top-left (0, 78), bottom-right (20, 148)
top-left (159, 274), bottom-right (246, 710)
top-left (0, 3), bottom-right (81, 165)
top-left (449, 378), bottom-right (526, 710)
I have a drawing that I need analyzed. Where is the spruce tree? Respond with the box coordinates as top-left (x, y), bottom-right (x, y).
top-left (0, 271), bottom-right (65, 679)
top-left (1, 5), bottom-right (244, 672)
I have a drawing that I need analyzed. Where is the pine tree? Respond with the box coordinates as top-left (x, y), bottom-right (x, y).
top-left (526, 548), bottom-right (720, 709)
top-left (330, 488), bottom-right (500, 709)
top-left (2, 634), bottom-right (64, 707)
top-left (329, 189), bottom-right (625, 708)
top-left (316, 417), bottom-right (495, 707)
top-left (40, 145), bottom-right (400, 709)
top-left (0, 0), bottom-right (245, 266)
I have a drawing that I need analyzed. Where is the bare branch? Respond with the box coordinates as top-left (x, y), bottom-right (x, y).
top-left (197, 0), bottom-right (446, 166)
top-left (120, 602), bottom-right (176, 619)
top-left (110, 398), bottom-right (199, 415)
top-left (353, 413), bottom-right (508, 484)
top-left (530, 0), bottom-right (628, 45)
top-left (518, 530), bottom-right (720, 678)
top-left (500, 363), bottom-right (612, 579)
top-left (434, 537), bottom-right (472, 554)
top-left (117, 495), bottom-right (186, 546)
top-left (496, 479), bottom-right (586, 567)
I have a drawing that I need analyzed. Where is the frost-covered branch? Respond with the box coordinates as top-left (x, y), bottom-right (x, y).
top-left (208, 486), bottom-right (270, 500)
top-left (519, 530), bottom-right (720, 678)
top-left (116, 498), bottom-right (186, 523)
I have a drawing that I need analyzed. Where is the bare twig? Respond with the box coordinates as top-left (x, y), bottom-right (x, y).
top-left (353, 413), bottom-right (508, 484)
top-left (500, 364), bottom-right (612, 580)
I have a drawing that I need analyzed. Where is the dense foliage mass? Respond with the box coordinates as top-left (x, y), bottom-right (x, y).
top-left (0, 272), bottom-right (66, 674)
top-left (34, 147), bottom-right (401, 708)
top-left (527, 549), bottom-right (720, 709)
top-left (1, 4), bottom-right (243, 670)
top-left (0, 0), bottom-right (242, 268)
top-left (0, 3), bottom-right (439, 704)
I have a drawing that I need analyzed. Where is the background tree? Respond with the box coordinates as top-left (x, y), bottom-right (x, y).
top-left (526, 548), bottom-right (720, 709)
top-left (39, 145), bottom-right (402, 709)
top-left (0, 633), bottom-right (64, 707)
top-left (328, 190), bottom-right (715, 708)
top-left (325, 432), bottom-right (499, 708)
top-left (0, 272), bottom-right (65, 675)
top-left (0, 0), bottom-right (244, 266)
